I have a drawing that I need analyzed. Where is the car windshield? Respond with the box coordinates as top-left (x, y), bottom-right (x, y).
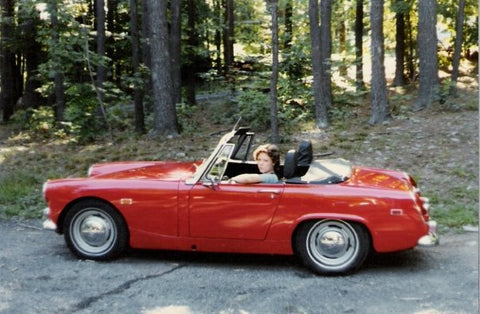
top-left (186, 129), bottom-right (238, 184)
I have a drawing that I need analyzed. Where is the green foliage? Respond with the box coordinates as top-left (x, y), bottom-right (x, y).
top-left (235, 89), bottom-right (271, 130)
top-left (277, 76), bottom-right (313, 133)
top-left (10, 107), bottom-right (55, 138)
top-left (64, 84), bottom-right (102, 143)
top-left (0, 170), bottom-right (43, 218)
top-left (429, 186), bottom-right (479, 229)
top-left (177, 103), bottom-right (200, 134)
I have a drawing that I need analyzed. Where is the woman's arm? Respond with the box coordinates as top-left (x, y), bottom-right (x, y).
top-left (229, 173), bottom-right (262, 184)
top-left (229, 173), bottom-right (279, 184)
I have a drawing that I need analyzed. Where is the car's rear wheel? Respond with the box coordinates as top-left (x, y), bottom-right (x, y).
top-left (64, 200), bottom-right (128, 260)
top-left (294, 219), bottom-right (370, 275)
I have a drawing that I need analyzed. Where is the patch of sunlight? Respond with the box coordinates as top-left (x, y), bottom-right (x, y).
top-left (413, 310), bottom-right (443, 314)
top-left (142, 306), bottom-right (193, 314)
top-left (0, 146), bottom-right (28, 163)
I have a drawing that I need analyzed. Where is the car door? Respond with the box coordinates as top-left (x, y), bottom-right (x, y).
top-left (188, 182), bottom-right (284, 240)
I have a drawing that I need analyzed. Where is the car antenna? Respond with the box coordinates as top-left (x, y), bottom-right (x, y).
top-left (232, 117), bottom-right (242, 131)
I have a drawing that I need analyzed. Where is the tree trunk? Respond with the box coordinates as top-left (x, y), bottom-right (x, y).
top-left (186, 0), bottom-right (197, 106)
top-left (214, 0), bottom-right (222, 71)
top-left (415, 0), bottom-right (439, 111)
top-left (308, 0), bottom-right (328, 128)
top-left (320, 0), bottom-right (333, 110)
top-left (369, 0), bottom-right (391, 125)
top-left (20, 5), bottom-right (42, 110)
top-left (148, 0), bottom-right (179, 136)
top-left (96, 0), bottom-right (107, 121)
top-left (449, 0), bottom-right (466, 97)
top-left (49, 0), bottom-right (65, 122)
top-left (0, 0), bottom-right (17, 122)
top-left (141, 0), bottom-right (152, 111)
top-left (267, 0), bottom-right (279, 144)
top-left (392, 1), bottom-right (407, 87)
top-left (354, 0), bottom-right (365, 91)
top-left (223, 0), bottom-right (234, 75)
top-left (171, 0), bottom-right (182, 106)
top-left (129, 0), bottom-right (145, 134)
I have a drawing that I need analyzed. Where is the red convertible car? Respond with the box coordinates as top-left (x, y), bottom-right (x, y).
top-left (43, 127), bottom-right (438, 275)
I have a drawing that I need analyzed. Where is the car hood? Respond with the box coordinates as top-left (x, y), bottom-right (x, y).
top-left (89, 161), bottom-right (200, 181)
top-left (348, 165), bottom-right (416, 191)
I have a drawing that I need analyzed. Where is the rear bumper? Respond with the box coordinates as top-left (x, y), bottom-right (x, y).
top-left (42, 207), bottom-right (57, 231)
top-left (418, 220), bottom-right (439, 246)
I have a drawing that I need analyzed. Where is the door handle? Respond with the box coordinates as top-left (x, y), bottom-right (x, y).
top-left (258, 189), bottom-right (281, 194)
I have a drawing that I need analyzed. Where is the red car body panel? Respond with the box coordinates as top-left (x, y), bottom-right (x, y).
top-left (43, 129), bottom-right (433, 260)
top-left (44, 166), bottom-right (429, 255)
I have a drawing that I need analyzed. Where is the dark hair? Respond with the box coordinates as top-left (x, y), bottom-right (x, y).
top-left (253, 144), bottom-right (281, 175)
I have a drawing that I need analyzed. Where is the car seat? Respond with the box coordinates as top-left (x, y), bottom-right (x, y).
top-left (283, 140), bottom-right (313, 180)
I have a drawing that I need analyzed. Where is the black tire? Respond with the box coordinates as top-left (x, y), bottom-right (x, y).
top-left (294, 220), bottom-right (370, 275)
top-left (64, 200), bottom-right (128, 260)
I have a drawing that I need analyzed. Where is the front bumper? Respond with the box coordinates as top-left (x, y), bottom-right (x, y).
top-left (42, 207), bottom-right (57, 231)
top-left (417, 220), bottom-right (439, 246)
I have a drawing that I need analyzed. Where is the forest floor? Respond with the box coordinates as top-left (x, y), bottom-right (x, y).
top-left (0, 75), bottom-right (478, 230)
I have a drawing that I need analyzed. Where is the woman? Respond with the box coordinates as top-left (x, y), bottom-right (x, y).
top-left (228, 144), bottom-right (280, 184)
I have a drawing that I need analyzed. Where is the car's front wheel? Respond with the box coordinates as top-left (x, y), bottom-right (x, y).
top-left (294, 220), bottom-right (370, 275)
top-left (64, 200), bottom-right (128, 260)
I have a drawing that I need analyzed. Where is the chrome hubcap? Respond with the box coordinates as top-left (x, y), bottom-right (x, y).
top-left (318, 230), bottom-right (347, 257)
top-left (80, 215), bottom-right (110, 247)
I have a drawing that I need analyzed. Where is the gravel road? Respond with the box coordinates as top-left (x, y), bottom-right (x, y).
top-left (0, 219), bottom-right (478, 314)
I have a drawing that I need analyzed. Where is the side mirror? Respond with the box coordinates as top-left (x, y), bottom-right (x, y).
top-left (203, 175), bottom-right (218, 190)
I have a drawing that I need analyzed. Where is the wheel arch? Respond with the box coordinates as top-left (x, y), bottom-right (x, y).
top-left (57, 197), bottom-right (127, 235)
top-left (291, 215), bottom-right (373, 254)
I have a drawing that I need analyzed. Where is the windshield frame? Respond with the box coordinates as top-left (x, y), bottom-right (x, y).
top-left (186, 129), bottom-right (239, 185)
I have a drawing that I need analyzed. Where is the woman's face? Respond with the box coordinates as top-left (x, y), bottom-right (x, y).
top-left (256, 152), bottom-right (274, 174)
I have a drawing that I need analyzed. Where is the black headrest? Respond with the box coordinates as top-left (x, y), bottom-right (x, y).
top-left (297, 140), bottom-right (313, 167)
top-left (283, 149), bottom-right (297, 179)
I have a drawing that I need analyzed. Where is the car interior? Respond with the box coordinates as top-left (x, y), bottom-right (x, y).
top-left (219, 130), bottom-right (349, 184)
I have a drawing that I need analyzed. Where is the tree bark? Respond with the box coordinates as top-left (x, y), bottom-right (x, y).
top-left (392, 1), bottom-right (407, 87)
top-left (415, 0), bottom-right (439, 110)
top-left (148, 0), bottom-right (179, 136)
top-left (48, 0), bottom-right (65, 122)
top-left (319, 0), bottom-right (332, 108)
top-left (0, 0), bottom-right (17, 121)
top-left (214, 0), bottom-right (222, 71)
top-left (449, 0), bottom-right (466, 97)
top-left (369, 0), bottom-right (391, 125)
top-left (20, 5), bottom-right (42, 110)
top-left (308, 0), bottom-right (328, 128)
top-left (96, 0), bottom-right (107, 122)
top-left (186, 0), bottom-right (197, 106)
top-left (267, 0), bottom-right (279, 144)
top-left (354, 0), bottom-right (365, 91)
top-left (223, 0), bottom-right (234, 75)
top-left (171, 0), bottom-right (182, 106)
top-left (129, 0), bottom-right (145, 134)
top-left (141, 0), bottom-right (152, 111)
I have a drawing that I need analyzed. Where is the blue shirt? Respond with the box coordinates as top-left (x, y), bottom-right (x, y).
top-left (259, 173), bottom-right (280, 183)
